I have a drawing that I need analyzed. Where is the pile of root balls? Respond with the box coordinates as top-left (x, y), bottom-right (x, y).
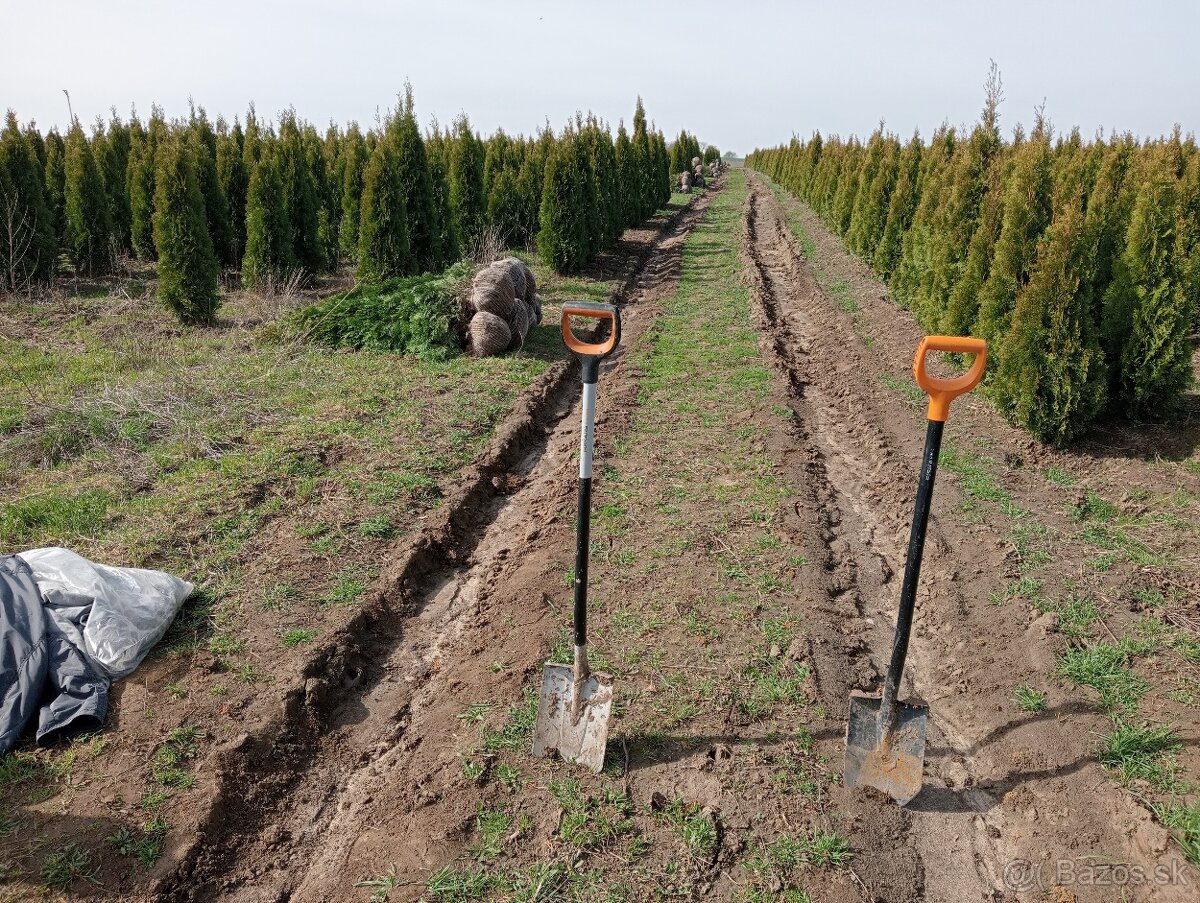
top-left (466, 256), bottom-right (543, 357)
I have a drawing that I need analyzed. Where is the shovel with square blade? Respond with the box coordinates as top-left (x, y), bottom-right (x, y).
top-left (845, 335), bottom-right (987, 805)
top-left (532, 301), bottom-right (621, 773)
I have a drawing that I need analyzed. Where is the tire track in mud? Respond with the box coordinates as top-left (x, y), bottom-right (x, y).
top-left (156, 188), bottom-right (720, 903)
top-left (742, 171), bottom-right (1195, 903)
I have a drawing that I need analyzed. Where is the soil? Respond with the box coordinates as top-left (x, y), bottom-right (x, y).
top-left (8, 168), bottom-right (1199, 902)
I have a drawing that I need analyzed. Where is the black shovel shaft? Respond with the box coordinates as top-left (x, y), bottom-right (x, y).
top-left (879, 418), bottom-right (944, 718)
top-left (574, 475), bottom-right (592, 647)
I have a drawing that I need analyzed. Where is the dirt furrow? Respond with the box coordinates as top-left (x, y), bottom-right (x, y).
top-left (156, 188), bottom-right (719, 902)
top-left (743, 171), bottom-right (1193, 902)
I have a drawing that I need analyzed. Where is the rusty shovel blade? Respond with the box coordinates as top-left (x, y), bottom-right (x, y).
top-left (844, 692), bottom-right (928, 806)
top-left (531, 662), bottom-right (613, 773)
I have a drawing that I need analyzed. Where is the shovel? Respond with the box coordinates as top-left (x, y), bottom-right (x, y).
top-left (844, 335), bottom-right (987, 805)
top-left (532, 301), bottom-right (622, 773)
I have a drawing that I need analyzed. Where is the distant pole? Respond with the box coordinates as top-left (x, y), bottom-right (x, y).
top-left (63, 89), bottom-right (74, 126)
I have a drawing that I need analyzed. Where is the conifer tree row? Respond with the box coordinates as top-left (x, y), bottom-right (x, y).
top-left (748, 89), bottom-right (1199, 444)
top-left (2, 93), bottom-right (707, 302)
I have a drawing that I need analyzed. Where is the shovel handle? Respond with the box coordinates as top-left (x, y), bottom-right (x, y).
top-left (913, 336), bottom-right (987, 422)
top-left (562, 302), bottom-right (621, 384)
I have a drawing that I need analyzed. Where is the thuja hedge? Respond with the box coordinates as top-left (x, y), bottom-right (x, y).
top-left (749, 110), bottom-right (1199, 445)
top-left (2, 92), bottom-right (700, 320)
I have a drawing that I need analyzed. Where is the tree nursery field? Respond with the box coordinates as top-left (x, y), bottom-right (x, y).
top-left (1, 79), bottom-right (1199, 903)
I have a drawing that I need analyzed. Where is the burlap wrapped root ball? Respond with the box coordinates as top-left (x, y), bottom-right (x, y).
top-left (492, 257), bottom-right (526, 300)
top-left (467, 311), bottom-right (512, 358)
top-left (529, 293), bottom-right (543, 326)
top-left (506, 299), bottom-right (531, 352)
top-left (470, 266), bottom-right (516, 320)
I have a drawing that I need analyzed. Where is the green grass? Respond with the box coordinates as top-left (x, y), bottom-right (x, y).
top-left (1044, 465), bottom-right (1078, 487)
top-left (1056, 640), bottom-right (1149, 713)
top-left (481, 688), bottom-right (539, 752)
top-left (39, 843), bottom-right (97, 889)
top-left (1098, 720), bottom-right (1182, 790)
top-left (658, 798), bottom-right (719, 858)
top-left (1156, 802), bottom-right (1200, 866)
top-left (1014, 686), bottom-right (1047, 712)
top-left (468, 805), bottom-right (512, 860)
top-left (281, 627), bottom-right (317, 647)
top-left (1068, 490), bottom-right (1119, 522)
top-left (354, 865), bottom-right (401, 903)
top-left (550, 779), bottom-right (635, 851)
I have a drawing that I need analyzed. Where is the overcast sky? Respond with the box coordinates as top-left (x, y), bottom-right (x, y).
top-left (5, 1), bottom-right (1198, 152)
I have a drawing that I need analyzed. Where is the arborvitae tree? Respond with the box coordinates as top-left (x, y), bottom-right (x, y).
top-left (1103, 153), bottom-right (1192, 416)
top-left (242, 104), bottom-right (263, 168)
top-left (188, 130), bottom-right (234, 267)
top-left (538, 132), bottom-right (587, 273)
top-left (98, 114), bottom-right (132, 254)
top-left (992, 198), bottom-right (1107, 444)
top-left (43, 130), bottom-right (66, 245)
top-left (653, 129), bottom-right (671, 207)
top-left (922, 90), bottom-right (1002, 329)
top-left (631, 98), bottom-right (653, 223)
top-left (593, 128), bottom-right (621, 244)
top-left (1082, 136), bottom-right (1137, 318)
top-left (893, 126), bottom-right (955, 306)
top-left (448, 114), bottom-right (486, 249)
top-left (972, 130), bottom-right (1053, 346)
top-left (339, 123), bottom-right (368, 257)
top-left (387, 87), bottom-right (440, 273)
top-left (487, 165), bottom-right (524, 247)
top-left (614, 123), bottom-right (635, 229)
top-left (703, 144), bottom-right (720, 165)
top-left (831, 140), bottom-right (864, 234)
top-left (152, 136), bottom-right (219, 324)
top-left (126, 134), bottom-right (156, 260)
top-left (515, 146), bottom-right (543, 243)
top-left (426, 125), bottom-right (459, 265)
top-left (278, 112), bottom-right (322, 272)
top-left (242, 151), bottom-right (294, 287)
top-left (1176, 152), bottom-right (1200, 330)
top-left (669, 131), bottom-right (689, 176)
top-left (357, 139), bottom-right (412, 281)
top-left (847, 130), bottom-right (896, 259)
top-left (216, 126), bottom-right (249, 265)
top-left (875, 132), bottom-right (922, 279)
top-left (0, 110), bottom-right (57, 288)
top-left (941, 153), bottom-right (1006, 337)
top-left (323, 123), bottom-right (344, 235)
top-left (64, 123), bottom-right (113, 274)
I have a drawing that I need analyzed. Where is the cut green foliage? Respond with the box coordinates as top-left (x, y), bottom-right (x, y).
top-left (296, 262), bottom-right (471, 359)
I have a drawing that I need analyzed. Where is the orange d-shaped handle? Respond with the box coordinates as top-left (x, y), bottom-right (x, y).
top-left (913, 335), bottom-right (988, 422)
top-left (561, 301), bottom-right (620, 359)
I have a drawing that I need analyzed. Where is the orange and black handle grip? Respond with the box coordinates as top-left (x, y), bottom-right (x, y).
top-left (561, 301), bottom-right (621, 385)
top-left (878, 335), bottom-right (988, 743)
top-left (913, 335), bottom-right (988, 423)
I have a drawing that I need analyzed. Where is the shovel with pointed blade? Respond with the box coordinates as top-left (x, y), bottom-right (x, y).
top-left (845, 335), bottom-right (987, 805)
top-left (532, 301), bottom-right (621, 773)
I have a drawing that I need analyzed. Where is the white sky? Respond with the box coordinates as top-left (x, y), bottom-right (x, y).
top-left (5, 1), bottom-right (1198, 153)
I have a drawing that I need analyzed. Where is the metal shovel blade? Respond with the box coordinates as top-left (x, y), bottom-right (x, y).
top-left (531, 662), bottom-right (614, 773)
top-left (844, 692), bottom-right (928, 805)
